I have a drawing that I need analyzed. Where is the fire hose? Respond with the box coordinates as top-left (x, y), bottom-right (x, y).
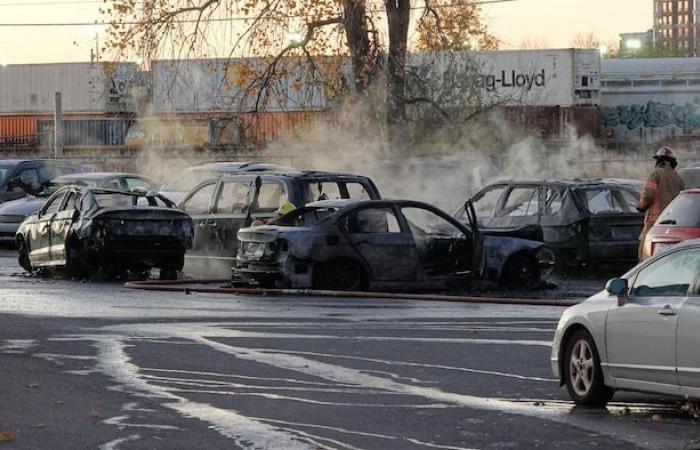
top-left (124, 279), bottom-right (583, 307)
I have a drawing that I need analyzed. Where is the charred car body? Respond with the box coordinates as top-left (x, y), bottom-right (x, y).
top-left (179, 171), bottom-right (381, 277)
top-left (235, 199), bottom-right (553, 291)
top-left (160, 161), bottom-right (297, 204)
top-left (0, 172), bottom-right (159, 243)
top-left (456, 179), bottom-right (643, 270)
top-left (16, 187), bottom-right (193, 278)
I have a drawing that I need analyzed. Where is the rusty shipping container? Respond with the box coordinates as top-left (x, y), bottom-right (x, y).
top-left (0, 115), bottom-right (39, 146)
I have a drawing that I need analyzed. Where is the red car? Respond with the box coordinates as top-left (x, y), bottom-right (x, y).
top-left (642, 189), bottom-right (700, 258)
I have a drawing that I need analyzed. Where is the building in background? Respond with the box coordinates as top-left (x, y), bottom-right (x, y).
top-left (619, 30), bottom-right (655, 57)
top-left (653, 0), bottom-right (699, 56)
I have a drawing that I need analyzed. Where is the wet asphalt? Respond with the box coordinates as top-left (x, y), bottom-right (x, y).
top-left (1, 249), bottom-right (699, 449)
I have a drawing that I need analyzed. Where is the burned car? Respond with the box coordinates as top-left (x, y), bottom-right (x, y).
top-left (0, 172), bottom-right (159, 243)
top-left (456, 179), bottom-right (643, 270)
top-left (179, 170), bottom-right (381, 277)
top-left (16, 187), bottom-right (193, 279)
top-left (160, 161), bottom-right (296, 204)
top-left (235, 199), bottom-right (553, 291)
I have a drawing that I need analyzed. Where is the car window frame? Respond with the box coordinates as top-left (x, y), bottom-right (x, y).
top-left (338, 204), bottom-right (407, 235)
top-left (40, 190), bottom-right (68, 217)
top-left (470, 184), bottom-right (509, 218)
top-left (497, 184), bottom-right (541, 218)
top-left (213, 179), bottom-right (251, 214)
top-left (180, 180), bottom-right (218, 215)
top-left (627, 248), bottom-right (700, 298)
top-left (400, 204), bottom-right (471, 240)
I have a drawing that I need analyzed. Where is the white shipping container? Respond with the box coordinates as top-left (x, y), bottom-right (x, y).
top-left (0, 62), bottom-right (137, 114)
top-left (407, 49), bottom-right (600, 108)
top-left (152, 59), bottom-right (327, 114)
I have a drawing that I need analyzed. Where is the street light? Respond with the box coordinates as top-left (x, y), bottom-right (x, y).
top-left (599, 45), bottom-right (609, 56)
top-left (626, 39), bottom-right (642, 50)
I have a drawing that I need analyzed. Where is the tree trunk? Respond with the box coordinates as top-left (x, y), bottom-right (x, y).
top-left (385, 0), bottom-right (410, 154)
top-left (342, 0), bottom-right (373, 93)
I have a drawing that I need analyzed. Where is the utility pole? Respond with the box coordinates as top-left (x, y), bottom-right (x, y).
top-left (54, 92), bottom-right (63, 158)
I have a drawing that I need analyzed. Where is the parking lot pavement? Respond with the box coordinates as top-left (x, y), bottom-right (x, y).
top-left (1, 248), bottom-right (699, 449)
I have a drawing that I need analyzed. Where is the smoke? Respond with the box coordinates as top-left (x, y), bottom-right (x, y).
top-left (266, 107), bottom-right (648, 212)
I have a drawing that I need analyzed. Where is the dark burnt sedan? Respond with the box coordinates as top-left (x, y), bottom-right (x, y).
top-left (234, 199), bottom-right (485, 291)
top-left (456, 179), bottom-right (644, 270)
top-left (16, 187), bottom-right (193, 279)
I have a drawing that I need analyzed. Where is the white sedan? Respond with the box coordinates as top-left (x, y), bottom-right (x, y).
top-left (552, 240), bottom-right (700, 405)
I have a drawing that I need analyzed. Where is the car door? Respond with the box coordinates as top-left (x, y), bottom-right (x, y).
top-left (180, 181), bottom-right (218, 260)
top-left (49, 190), bottom-right (80, 264)
top-left (605, 249), bottom-right (699, 391)
top-left (29, 191), bottom-right (66, 264)
top-left (340, 205), bottom-right (417, 281)
top-left (400, 205), bottom-right (474, 278)
top-left (673, 249), bottom-right (700, 394)
top-left (206, 179), bottom-right (252, 263)
top-left (576, 187), bottom-right (643, 264)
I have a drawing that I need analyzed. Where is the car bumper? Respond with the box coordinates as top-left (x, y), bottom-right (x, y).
top-left (87, 236), bottom-right (187, 267)
top-left (235, 256), bottom-right (313, 288)
top-left (0, 221), bottom-right (22, 243)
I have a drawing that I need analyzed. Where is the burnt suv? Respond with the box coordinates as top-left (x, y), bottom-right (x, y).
top-left (178, 170), bottom-right (381, 276)
top-left (456, 179), bottom-right (644, 269)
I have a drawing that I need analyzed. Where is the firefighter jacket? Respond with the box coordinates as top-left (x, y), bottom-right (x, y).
top-left (639, 162), bottom-right (685, 225)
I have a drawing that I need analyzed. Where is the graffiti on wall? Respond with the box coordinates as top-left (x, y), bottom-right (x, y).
top-left (602, 101), bottom-right (700, 129)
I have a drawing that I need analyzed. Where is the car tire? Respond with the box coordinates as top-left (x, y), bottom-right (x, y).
top-left (17, 238), bottom-right (32, 273)
top-left (503, 253), bottom-right (540, 289)
top-left (564, 329), bottom-right (614, 406)
top-left (314, 260), bottom-right (366, 291)
top-left (65, 241), bottom-right (87, 278)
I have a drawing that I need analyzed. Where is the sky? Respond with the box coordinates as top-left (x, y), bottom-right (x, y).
top-left (0, 0), bottom-right (652, 64)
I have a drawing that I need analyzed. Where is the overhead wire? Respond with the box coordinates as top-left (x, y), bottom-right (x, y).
top-left (0, 0), bottom-right (523, 26)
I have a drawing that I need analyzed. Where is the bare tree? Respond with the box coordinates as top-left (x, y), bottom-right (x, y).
top-left (571, 32), bottom-right (601, 49)
top-left (104, 0), bottom-right (498, 153)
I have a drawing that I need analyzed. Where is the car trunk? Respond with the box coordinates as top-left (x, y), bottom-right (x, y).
top-left (648, 225), bottom-right (700, 256)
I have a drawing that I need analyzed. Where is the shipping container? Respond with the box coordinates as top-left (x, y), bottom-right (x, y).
top-left (0, 115), bottom-right (39, 146)
top-left (406, 49), bottom-right (600, 108)
top-left (0, 62), bottom-right (138, 114)
top-left (151, 59), bottom-right (327, 114)
top-left (38, 118), bottom-right (131, 147)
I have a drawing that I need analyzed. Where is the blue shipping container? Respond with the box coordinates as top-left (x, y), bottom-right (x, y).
top-left (38, 119), bottom-right (131, 147)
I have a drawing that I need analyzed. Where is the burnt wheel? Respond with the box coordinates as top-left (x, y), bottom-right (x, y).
top-left (314, 260), bottom-right (366, 291)
top-left (17, 238), bottom-right (32, 273)
top-left (563, 329), bottom-right (613, 406)
top-left (503, 253), bottom-right (540, 289)
top-left (65, 244), bottom-right (87, 278)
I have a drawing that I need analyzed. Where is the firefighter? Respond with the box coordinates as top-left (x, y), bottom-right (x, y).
top-left (638, 146), bottom-right (685, 260)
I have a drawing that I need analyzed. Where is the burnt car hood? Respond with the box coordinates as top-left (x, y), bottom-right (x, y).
top-left (0, 195), bottom-right (49, 218)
